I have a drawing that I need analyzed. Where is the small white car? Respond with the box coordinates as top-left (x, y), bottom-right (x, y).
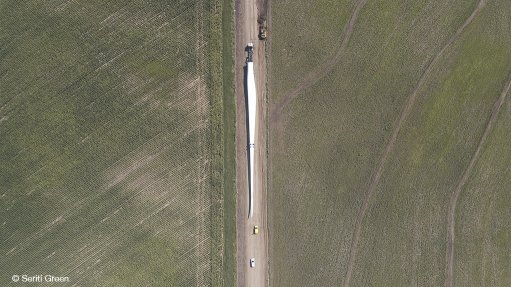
top-left (250, 258), bottom-right (256, 268)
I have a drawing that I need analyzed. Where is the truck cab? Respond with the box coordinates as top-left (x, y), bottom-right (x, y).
top-left (246, 43), bottom-right (254, 62)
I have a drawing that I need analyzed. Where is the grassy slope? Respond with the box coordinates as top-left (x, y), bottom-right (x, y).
top-left (0, 0), bottom-right (230, 286)
top-left (269, 0), bottom-right (511, 286)
top-left (220, 0), bottom-right (237, 285)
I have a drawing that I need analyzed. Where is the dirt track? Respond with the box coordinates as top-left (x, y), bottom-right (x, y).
top-left (270, 0), bottom-right (368, 123)
top-left (342, 1), bottom-right (487, 286)
top-left (234, 0), bottom-right (269, 286)
top-left (445, 75), bottom-right (511, 287)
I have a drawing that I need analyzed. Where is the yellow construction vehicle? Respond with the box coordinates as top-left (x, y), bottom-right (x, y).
top-left (258, 17), bottom-right (267, 40)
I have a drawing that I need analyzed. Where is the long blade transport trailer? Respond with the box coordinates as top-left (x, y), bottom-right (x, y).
top-left (246, 43), bottom-right (256, 219)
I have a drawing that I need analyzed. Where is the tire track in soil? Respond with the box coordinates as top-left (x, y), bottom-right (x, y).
top-left (269, 0), bottom-right (368, 125)
top-left (342, 1), bottom-right (486, 286)
top-left (445, 75), bottom-right (511, 287)
top-left (266, 0), bottom-right (366, 284)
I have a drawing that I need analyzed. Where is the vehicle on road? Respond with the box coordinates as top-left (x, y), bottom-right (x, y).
top-left (258, 16), bottom-right (267, 40)
top-left (246, 42), bottom-right (254, 63)
top-left (250, 258), bottom-right (256, 268)
top-left (253, 226), bottom-right (259, 235)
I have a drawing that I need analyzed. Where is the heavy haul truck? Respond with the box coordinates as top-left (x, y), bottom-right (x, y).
top-left (246, 43), bottom-right (256, 218)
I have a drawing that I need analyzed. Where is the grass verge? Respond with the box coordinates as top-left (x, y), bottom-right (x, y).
top-left (220, 0), bottom-right (238, 285)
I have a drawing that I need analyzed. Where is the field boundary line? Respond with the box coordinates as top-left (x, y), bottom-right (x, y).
top-left (270, 0), bottom-right (367, 122)
top-left (342, 1), bottom-right (487, 286)
top-left (265, 0), bottom-right (272, 286)
top-left (445, 74), bottom-right (511, 287)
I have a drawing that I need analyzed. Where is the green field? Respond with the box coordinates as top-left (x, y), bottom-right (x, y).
top-left (454, 87), bottom-right (511, 286)
top-left (0, 0), bottom-right (235, 286)
top-left (269, 0), bottom-right (511, 286)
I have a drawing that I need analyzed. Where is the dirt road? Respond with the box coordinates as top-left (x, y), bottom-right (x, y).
top-left (234, 0), bottom-right (268, 286)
